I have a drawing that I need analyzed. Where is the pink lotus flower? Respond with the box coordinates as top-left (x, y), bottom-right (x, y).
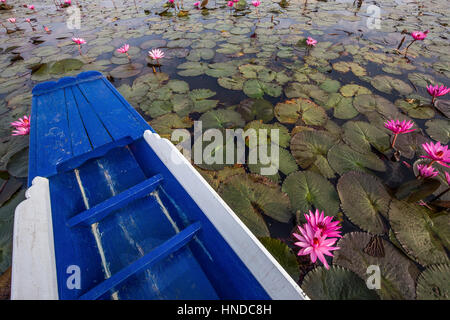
top-left (11, 115), bottom-right (30, 136)
top-left (168, 0), bottom-right (174, 3)
top-left (251, 0), bottom-right (260, 6)
top-left (72, 37), bottom-right (86, 55)
top-left (445, 172), bottom-right (450, 186)
top-left (227, 1), bottom-right (234, 7)
top-left (194, 1), bottom-right (200, 7)
top-left (293, 223), bottom-right (340, 270)
top-left (26, 18), bottom-right (31, 23)
top-left (384, 119), bottom-right (416, 148)
top-left (117, 44), bottom-right (130, 54)
top-left (233, 0), bottom-right (239, 2)
top-left (8, 18), bottom-right (16, 24)
top-left (72, 37), bottom-right (86, 45)
top-left (417, 164), bottom-right (439, 178)
top-left (148, 48), bottom-right (165, 60)
top-left (304, 209), bottom-right (342, 238)
top-left (426, 84), bottom-right (450, 104)
top-left (65, 0), bottom-right (71, 4)
top-left (411, 30), bottom-right (428, 41)
top-left (28, 4), bottom-right (35, 10)
top-left (306, 37), bottom-right (317, 46)
top-left (421, 141), bottom-right (450, 168)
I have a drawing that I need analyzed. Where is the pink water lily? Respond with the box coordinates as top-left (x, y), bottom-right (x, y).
top-left (405, 30), bottom-right (428, 57)
top-left (65, 0), bottom-right (71, 5)
top-left (28, 4), bottom-right (35, 10)
top-left (304, 209), bottom-right (342, 239)
top-left (411, 30), bottom-right (429, 41)
top-left (306, 37), bottom-right (317, 47)
top-left (421, 141), bottom-right (450, 168)
top-left (293, 223), bottom-right (340, 270)
top-left (11, 115), bottom-right (30, 136)
top-left (148, 49), bottom-right (165, 73)
top-left (117, 44), bottom-right (131, 62)
top-left (384, 119), bottom-right (416, 148)
top-left (227, 1), bottom-right (234, 7)
top-left (72, 37), bottom-right (86, 55)
top-left (445, 172), bottom-right (450, 186)
top-left (8, 17), bottom-right (16, 24)
top-left (194, 1), bottom-right (200, 7)
top-left (251, 0), bottom-right (261, 7)
top-left (417, 164), bottom-right (439, 178)
top-left (426, 84), bottom-right (450, 105)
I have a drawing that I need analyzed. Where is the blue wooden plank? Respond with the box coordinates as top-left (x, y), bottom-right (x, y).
top-left (64, 87), bottom-right (92, 157)
top-left (67, 174), bottom-right (163, 227)
top-left (34, 89), bottom-right (73, 179)
top-left (76, 78), bottom-right (147, 141)
top-left (70, 85), bottom-right (113, 149)
top-left (79, 222), bottom-right (202, 300)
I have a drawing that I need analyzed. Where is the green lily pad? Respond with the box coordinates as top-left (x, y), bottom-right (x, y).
top-left (199, 109), bottom-right (245, 130)
top-left (342, 121), bottom-right (391, 153)
top-left (290, 131), bottom-right (336, 179)
top-left (325, 93), bottom-right (358, 119)
top-left (371, 75), bottom-right (413, 95)
top-left (337, 171), bottom-right (391, 234)
top-left (334, 232), bottom-right (419, 300)
top-left (340, 84), bottom-right (371, 97)
top-left (407, 73), bottom-right (436, 88)
top-left (186, 48), bottom-right (215, 61)
top-left (274, 98), bottom-right (327, 126)
top-left (148, 113), bottom-right (193, 139)
top-left (205, 62), bottom-right (237, 78)
top-left (389, 200), bottom-right (450, 266)
top-left (219, 174), bottom-right (292, 237)
top-left (167, 79), bottom-right (189, 93)
top-left (328, 144), bottom-right (386, 175)
top-left (235, 99), bottom-right (274, 123)
top-left (282, 171), bottom-right (340, 216)
top-left (217, 76), bottom-right (245, 91)
top-left (244, 121), bottom-right (290, 148)
top-left (109, 63), bottom-right (143, 79)
top-left (248, 145), bottom-right (298, 181)
top-left (395, 99), bottom-right (435, 119)
top-left (259, 237), bottom-right (300, 281)
top-left (243, 79), bottom-right (282, 99)
top-left (332, 61), bottom-right (367, 77)
top-left (6, 147), bottom-right (28, 178)
top-left (301, 266), bottom-right (380, 300)
top-left (416, 264), bottom-right (450, 300)
top-left (196, 166), bottom-right (246, 191)
top-left (425, 119), bottom-right (450, 144)
top-left (319, 79), bottom-right (341, 93)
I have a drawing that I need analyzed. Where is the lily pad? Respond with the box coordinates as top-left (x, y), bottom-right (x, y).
top-left (244, 121), bottom-right (290, 148)
top-left (282, 171), bottom-right (340, 216)
top-left (334, 232), bottom-right (419, 300)
top-left (328, 144), bottom-right (386, 175)
top-left (109, 63), bottom-right (143, 79)
top-left (337, 171), bottom-right (391, 234)
top-left (416, 264), bottom-right (450, 300)
top-left (235, 99), bottom-right (274, 123)
top-left (259, 237), bottom-right (300, 281)
top-left (219, 174), bottom-right (293, 237)
top-left (243, 79), bottom-right (282, 99)
top-left (395, 99), bottom-right (435, 119)
top-left (342, 121), bottom-right (391, 153)
top-left (148, 113), bottom-right (193, 139)
top-left (199, 109), bottom-right (245, 130)
top-left (332, 61), bottom-right (367, 77)
top-left (274, 98), bottom-right (327, 126)
top-left (301, 266), bottom-right (380, 300)
top-left (389, 200), bottom-right (450, 266)
top-left (248, 145), bottom-right (298, 181)
top-left (290, 131), bottom-right (336, 179)
top-left (425, 119), bottom-right (450, 144)
top-left (325, 93), bottom-right (358, 120)
top-left (6, 147), bottom-right (28, 178)
top-left (371, 75), bottom-right (413, 95)
top-left (340, 84), bottom-right (371, 97)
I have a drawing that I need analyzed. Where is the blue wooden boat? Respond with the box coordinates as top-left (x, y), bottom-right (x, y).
top-left (11, 71), bottom-right (308, 300)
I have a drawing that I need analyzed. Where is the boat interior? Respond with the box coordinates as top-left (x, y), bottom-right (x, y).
top-left (48, 139), bottom-right (270, 300)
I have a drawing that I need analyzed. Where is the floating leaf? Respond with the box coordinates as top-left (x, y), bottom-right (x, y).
top-left (6, 147), bottom-right (28, 178)
top-left (332, 61), bottom-right (367, 77)
top-left (425, 119), bottom-right (450, 144)
top-left (325, 93), bottom-right (358, 119)
top-left (244, 121), bottom-right (290, 148)
top-left (235, 99), bottom-right (274, 123)
top-left (199, 109), bottom-right (245, 130)
top-left (328, 144), bottom-right (386, 175)
top-left (167, 79), bottom-right (189, 94)
top-left (389, 200), bottom-right (450, 266)
top-left (219, 174), bottom-right (293, 237)
top-left (282, 171), bottom-right (340, 216)
top-left (243, 79), bottom-right (281, 99)
top-left (337, 172), bottom-right (391, 234)
top-left (395, 178), bottom-right (441, 203)
top-left (334, 232), bottom-right (419, 300)
top-left (248, 145), bottom-right (298, 181)
top-left (339, 84), bottom-right (371, 97)
top-left (259, 237), bottom-right (300, 281)
top-left (149, 113), bottom-right (193, 139)
top-left (416, 264), bottom-right (450, 300)
top-left (371, 75), bottom-right (413, 95)
top-left (342, 121), bottom-right (391, 153)
top-left (301, 266), bottom-right (379, 300)
top-left (109, 63), bottom-right (143, 79)
top-left (275, 98), bottom-right (327, 126)
top-left (395, 99), bottom-right (435, 119)
top-left (290, 131), bottom-right (336, 179)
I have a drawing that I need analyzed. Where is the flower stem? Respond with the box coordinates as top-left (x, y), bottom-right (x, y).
top-left (430, 187), bottom-right (450, 202)
top-left (404, 39), bottom-right (416, 57)
top-left (432, 96), bottom-right (436, 106)
top-left (427, 160), bottom-right (435, 168)
top-left (392, 134), bottom-right (398, 148)
top-left (126, 52), bottom-right (131, 62)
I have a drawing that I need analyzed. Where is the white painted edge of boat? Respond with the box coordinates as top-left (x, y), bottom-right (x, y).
top-left (11, 176), bottom-right (59, 300)
top-left (143, 130), bottom-right (309, 300)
